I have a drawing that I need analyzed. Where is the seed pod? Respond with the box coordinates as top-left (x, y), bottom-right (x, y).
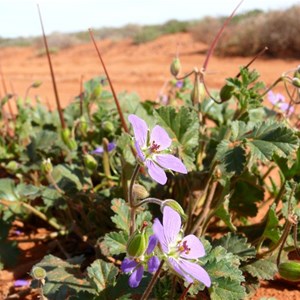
top-left (161, 199), bottom-right (187, 221)
top-left (191, 73), bottom-right (205, 105)
top-left (126, 223), bottom-right (149, 258)
top-left (84, 153), bottom-right (98, 172)
top-left (292, 77), bottom-right (300, 88)
top-left (32, 80), bottom-right (43, 88)
top-left (278, 261), bottom-right (300, 282)
top-left (102, 121), bottom-right (115, 133)
top-left (170, 57), bottom-right (181, 77)
top-left (132, 184), bottom-right (149, 200)
top-left (220, 84), bottom-right (234, 102)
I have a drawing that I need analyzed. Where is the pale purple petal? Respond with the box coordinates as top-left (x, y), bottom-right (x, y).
top-left (155, 154), bottom-right (187, 174)
top-left (150, 125), bottom-right (172, 150)
top-left (145, 160), bottom-right (167, 185)
top-left (178, 259), bottom-right (211, 287)
top-left (153, 218), bottom-right (169, 253)
top-left (128, 265), bottom-right (144, 288)
top-left (163, 206), bottom-right (181, 246)
top-left (148, 256), bottom-right (160, 273)
top-left (168, 257), bottom-right (193, 283)
top-left (128, 114), bottom-right (148, 147)
top-left (279, 102), bottom-right (294, 115)
top-left (121, 258), bottom-right (138, 273)
top-left (146, 235), bottom-right (158, 254)
top-left (135, 141), bottom-right (145, 161)
top-left (91, 146), bottom-right (104, 155)
top-left (107, 142), bottom-right (116, 152)
top-left (179, 235), bottom-right (205, 259)
top-left (14, 279), bottom-right (29, 287)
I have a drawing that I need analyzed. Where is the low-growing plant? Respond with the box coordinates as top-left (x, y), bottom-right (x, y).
top-left (0, 2), bottom-right (300, 300)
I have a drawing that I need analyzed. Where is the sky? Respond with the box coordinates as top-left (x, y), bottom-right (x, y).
top-left (0, 0), bottom-right (300, 38)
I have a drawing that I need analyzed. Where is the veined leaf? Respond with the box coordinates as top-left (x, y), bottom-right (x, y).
top-left (101, 231), bottom-right (128, 256)
top-left (242, 258), bottom-right (277, 280)
top-left (261, 204), bottom-right (280, 243)
top-left (111, 199), bottom-right (130, 232)
top-left (154, 106), bottom-right (199, 170)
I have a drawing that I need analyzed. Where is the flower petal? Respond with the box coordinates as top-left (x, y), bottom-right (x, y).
top-left (179, 235), bottom-right (205, 259)
top-left (121, 258), bottom-right (138, 273)
top-left (90, 146), bottom-right (104, 155)
top-left (178, 259), bottom-right (211, 287)
top-left (145, 160), bottom-right (167, 185)
top-left (150, 125), bottom-right (172, 150)
top-left (135, 141), bottom-right (145, 161)
top-left (148, 256), bottom-right (160, 273)
top-left (153, 218), bottom-right (168, 253)
top-left (146, 235), bottom-right (158, 254)
top-left (129, 265), bottom-right (144, 288)
top-left (128, 114), bottom-right (148, 147)
top-left (155, 154), bottom-right (187, 174)
top-left (168, 257), bottom-right (193, 283)
top-left (163, 206), bottom-right (181, 246)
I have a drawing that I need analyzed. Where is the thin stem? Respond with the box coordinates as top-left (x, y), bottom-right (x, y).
top-left (141, 260), bottom-right (164, 300)
top-left (179, 283), bottom-right (193, 300)
top-left (37, 5), bottom-right (66, 129)
top-left (128, 164), bottom-right (141, 235)
top-left (132, 197), bottom-right (163, 208)
top-left (88, 29), bottom-right (129, 133)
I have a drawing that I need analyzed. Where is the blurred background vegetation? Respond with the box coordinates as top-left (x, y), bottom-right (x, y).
top-left (1, 4), bottom-right (299, 58)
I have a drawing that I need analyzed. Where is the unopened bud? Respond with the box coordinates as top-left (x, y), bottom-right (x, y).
top-left (79, 116), bottom-right (88, 136)
top-left (170, 57), bottom-right (181, 77)
top-left (293, 65), bottom-right (300, 79)
top-left (292, 77), bottom-right (300, 88)
top-left (102, 121), bottom-right (114, 133)
top-left (161, 199), bottom-right (187, 221)
top-left (32, 81), bottom-right (43, 88)
top-left (31, 266), bottom-right (47, 280)
top-left (126, 222), bottom-right (149, 258)
top-left (220, 84), bottom-right (234, 102)
top-left (60, 128), bottom-right (77, 151)
top-left (41, 158), bottom-right (53, 174)
top-left (132, 184), bottom-right (149, 200)
top-left (278, 261), bottom-right (300, 282)
top-left (83, 153), bottom-right (98, 172)
top-left (191, 73), bottom-right (205, 105)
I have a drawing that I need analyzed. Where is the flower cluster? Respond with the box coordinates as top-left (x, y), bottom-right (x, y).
top-left (128, 114), bottom-right (187, 185)
top-left (267, 91), bottom-right (294, 116)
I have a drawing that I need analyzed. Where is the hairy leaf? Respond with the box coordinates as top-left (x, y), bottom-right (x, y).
top-left (242, 259), bottom-right (277, 280)
top-left (261, 204), bottom-right (280, 243)
top-left (101, 231), bottom-right (128, 256)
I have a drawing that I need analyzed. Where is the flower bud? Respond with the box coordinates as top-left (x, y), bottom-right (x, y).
top-left (90, 84), bottom-right (102, 100)
top-left (79, 116), bottom-right (88, 136)
top-left (278, 261), bottom-right (300, 282)
top-left (102, 121), bottom-right (115, 133)
top-left (126, 222), bottom-right (149, 258)
top-left (191, 73), bottom-right (205, 105)
top-left (220, 84), bottom-right (234, 102)
top-left (60, 128), bottom-right (77, 151)
top-left (161, 199), bottom-right (187, 221)
top-left (170, 57), bottom-right (181, 77)
top-left (292, 77), bottom-right (300, 88)
top-left (293, 65), bottom-right (300, 79)
top-left (31, 266), bottom-right (47, 280)
top-left (83, 153), bottom-right (98, 172)
top-left (32, 80), bottom-right (43, 88)
top-left (41, 158), bottom-right (53, 174)
top-left (132, 184), bottom-right (149, 200)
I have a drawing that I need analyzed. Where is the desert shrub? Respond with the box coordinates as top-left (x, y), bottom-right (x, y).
top-left (132, 25), bottom-right (162, 44)
top-left (190, 5), bottom-right (300, 58)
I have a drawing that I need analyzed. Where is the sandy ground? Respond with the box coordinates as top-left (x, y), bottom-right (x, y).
top-left (0, 32), bottom-right (299, 299)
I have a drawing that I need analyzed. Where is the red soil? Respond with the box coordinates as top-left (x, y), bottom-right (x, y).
top-left (0, 32), bottom-right (299, 299)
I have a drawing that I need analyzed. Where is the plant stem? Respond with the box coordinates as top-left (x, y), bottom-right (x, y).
top-left (128, 164), bottom-right (141, 235)
top-left (132, 197), bottom-right (163, 208)
top-left (179, 283), bottom-right (193, 300)
top-left (141, 260), bottom-right (164, 300)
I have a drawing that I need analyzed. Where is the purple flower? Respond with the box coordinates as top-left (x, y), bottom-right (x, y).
top-left (268, 90), bottom-right (285, 106)
top-left (121, 235), bottom-right (160, 288)
top-left (176, 80), bottom-right (184, 89)
top-left (128, 114), bottom-right (187, 185)
top-left (91, 142), bottom-right (116, 155)
top-left (278, 102), bottom-right (294, 116)
top-left (14, 279), bottom-right (30, 287)
top-left (153, 206), bottom-right (211, 287)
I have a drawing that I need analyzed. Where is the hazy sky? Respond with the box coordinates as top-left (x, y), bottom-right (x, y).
top-left (1, 0), bottom-right (299, 38)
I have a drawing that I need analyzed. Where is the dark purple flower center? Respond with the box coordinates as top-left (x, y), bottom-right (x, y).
top-left (178, 240), bottom-right (191, 255)
top-left (150, 141), bottom-right (160, 153)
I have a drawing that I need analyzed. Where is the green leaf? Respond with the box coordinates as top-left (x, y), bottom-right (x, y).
top-left (110, 199), bottom-right (130, 233)
top-left (87, 259), bottom-right (118, 294)
top-left (242, 259), bottom-right (277, 280)
top-left (203, 244), bottom-right (246, 300)
top-left (0, 178), bottom-right (19, 201)
top-left (215, 197), bottom-right (237, 232)
top-left (243, 121), bottom-right (298, 162)
top-left (33, 255), bottom-right (95, 298)
top-left (101, 231), bottom-right (128, 256)
top-left (212, 233), bottom-right (256, 262)
top-left (261, 204), bottom-right (280, 243)
top-left (216, 141), bottom-right (246, 175)
top-left (154, 106), bottom-right (199, 170)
